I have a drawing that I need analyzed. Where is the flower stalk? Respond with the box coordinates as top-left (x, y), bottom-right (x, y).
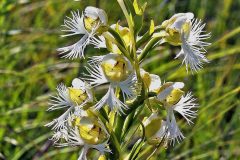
top-left (45, 1), bottom-right (211, 159)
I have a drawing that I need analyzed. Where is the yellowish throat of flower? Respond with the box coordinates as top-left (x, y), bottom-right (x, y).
top-left (84, 16), bottom-right (107, 34)
top-left (101, 54), bottom-right (132, 82)
top-left (157, 82), bottom-right (184, 106)
top-left (75, 117), bottom-right (108, 145)
top-left (68, 87), bottom-right (88, 105)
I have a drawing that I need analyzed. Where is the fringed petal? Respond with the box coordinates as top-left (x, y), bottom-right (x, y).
top-left (173, 92), bottom-right (198, 124)
top-left (94, 85), bottom-right (128, 114)
top-left (61, 10), bottom-right (87, 37)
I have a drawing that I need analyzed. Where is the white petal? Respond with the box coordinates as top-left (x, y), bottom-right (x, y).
top-left (78, 146), bottom-right (89, 160)
top-left (88, 55), bottom-right (104, 65)
top-left (83, 63), bottom-right (108, 87)
top-left (50, 129), bottom-right (69, 143)
top-left (61, 10), bottom-right (87, 37)
top-left (48, 83), bottom-right (72, 111)
top-left (177, 18), bottom-right (211, 72)
top-left (143, 112), bottom-right (159, 126)
top-left (149, 74), bottom-right (161, 92)
top-left (45, 106), bottom-right (74, 131)
top-left (157, 82), bottom-right (184, 101)
top-left (58, 34), bottom-right (90, 59)
top-left (62, 128), bottom-right (84, 147)
top-left (84, 6), bottom-right (108, 25)
top-left (90, 36), bottom-right (106, 49)
top-left (94, 85), bottom-right (128, 114)
top-left (72, 78), bottom-right (85, 89)
top-left (119, 73), bottom-right (138, 102)
top-left (172, 82), bottom-right (184, 89)
top-left (170, 12), bottom-right (194, 31)
top-left (173, 92), bottom-right (198, 124)
top-left (91, 141), bottom-right (111, 154)
top-left (167, 109), bottom-right (185, 145)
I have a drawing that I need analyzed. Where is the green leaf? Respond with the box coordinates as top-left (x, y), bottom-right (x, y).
top-left (128, 139), bottom-right (145, 160)
top-left (149, 19), bottom-right (155, 35)
top-left (133, 0), bottom-right (143, 15)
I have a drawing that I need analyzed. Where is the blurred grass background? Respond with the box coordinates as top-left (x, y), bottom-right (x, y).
top-left (0, 0), bottom-right (239, 159)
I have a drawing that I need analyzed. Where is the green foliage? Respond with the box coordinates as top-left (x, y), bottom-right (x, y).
top-left (0, 0), bottom-right (239, 159)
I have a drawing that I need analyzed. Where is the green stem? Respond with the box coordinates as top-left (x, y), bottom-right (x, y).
top-left (138, 36), bottom-right (162, 62)
top-left (109, 132), bottom-right (122, 160)
top-left (136, 26), bottom-right (163, 48)
top-left (108, 27), bottom-right (127, 49)
top-left (103, 32), bottom-right (131, 60)
top-left (117, 0), bottom-right (141, 79)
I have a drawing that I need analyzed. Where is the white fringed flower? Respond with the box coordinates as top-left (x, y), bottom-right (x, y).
top-left (46, 78), bottom-right (93, 139)
top-left (162, 13), bottom-right (211, 72)
top-left (172, 92), bottom-right (198, 124)
top-left (84, 53), bottom-right (138, 114)
top-left (143, 112), bottom-right (184, 146)
top-left (56, 118), bottom-right (110, 160)
top-left (165, 109), bottom-right (185, 145)
top-left (155, 82), bottom-right (198, 145)
top-left (58, 7), bottom-right (107, 59)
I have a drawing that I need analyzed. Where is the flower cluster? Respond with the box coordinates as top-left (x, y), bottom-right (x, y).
top-left (46, 2), bottom-right (210, 159)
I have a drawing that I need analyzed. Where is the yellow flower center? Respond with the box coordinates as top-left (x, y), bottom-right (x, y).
top-left (84, 16), bottom-right (107, 34)
top-left (74, 117), bottom-right (108, 145)
top-left (157, 83), bottom-right (184, 106)
top-left (68, 87), bottom-right (88, 105)
top-left (84, 16), bottom-right (100, 31)
top-left (166, 89), bottom-right (184, 106)
top-left (101, 54), bottom-right (132, 82)
top-left (98, 155), bottom-right (107, 160)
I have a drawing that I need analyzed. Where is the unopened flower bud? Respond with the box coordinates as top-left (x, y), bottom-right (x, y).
top-left (140, 69), bottom-right (161, 93)
top-left (143, 113), bottom-right (163, 145)
top-left (98, 154), bottom-right (107, 160)
top-left (106, 24), bottom-right (131, 54)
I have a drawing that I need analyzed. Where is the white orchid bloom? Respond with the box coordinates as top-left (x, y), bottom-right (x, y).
top-left (45, 78), bottom-right (93, 140)
top-left (57, 117), bottom-right (110, 160)
top-left (58, 6), bottom-right (107, 59)
top-left (154, 82), bottom-right (198, 145)
top-left (84, 53), bottom-right (138, 114)
top-left (162, 13), bottom-right (211, 72)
